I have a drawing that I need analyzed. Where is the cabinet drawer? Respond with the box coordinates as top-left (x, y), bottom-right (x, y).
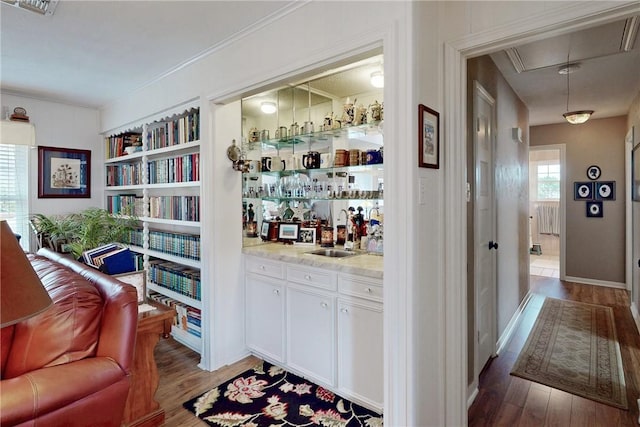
top-left (246, 256), bottom-right (284, 280)
top-left (287, 266), bottom-right (336, 291)
top-left (338, 275), bottom-right (383, 302)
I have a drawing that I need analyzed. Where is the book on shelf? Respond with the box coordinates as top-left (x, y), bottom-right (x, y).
top-left (82, 243), bottom-right (135, 275)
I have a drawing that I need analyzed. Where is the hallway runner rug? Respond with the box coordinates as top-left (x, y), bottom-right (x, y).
top-left (511, 297), bottom-right (627, 409)
top-left (183, 360), bottom-right (383, 426)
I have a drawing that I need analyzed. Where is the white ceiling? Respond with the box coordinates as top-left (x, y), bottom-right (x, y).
top-left (490, 17), bottom-right (640, 126)
top-left (0, 0), bottom-right (294, 108)
top-left (1, 2), bottom-right (639, 127)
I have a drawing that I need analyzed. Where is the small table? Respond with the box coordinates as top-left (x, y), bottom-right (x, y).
top-left (123, 302), bottom-right (176, 427)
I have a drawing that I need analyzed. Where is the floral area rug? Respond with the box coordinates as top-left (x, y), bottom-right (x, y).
top-left (511, 297), bottom-right (627, 409)
top-left (183, 360), bottom-right (383, 426)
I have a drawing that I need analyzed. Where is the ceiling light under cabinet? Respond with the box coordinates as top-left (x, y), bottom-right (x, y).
top-left (370, 71), bottom-right (384, 88)
top-left (260, 102), bottom-right (277, 114)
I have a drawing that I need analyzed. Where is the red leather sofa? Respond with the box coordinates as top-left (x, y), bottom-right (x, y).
top-left (1, 248), bottom-right (138, 427)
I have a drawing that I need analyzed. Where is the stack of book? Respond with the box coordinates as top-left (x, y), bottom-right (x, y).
top-left (82, 243), bottom-right (135, 275)
top-left (148, 291), bottom-right (202, 338)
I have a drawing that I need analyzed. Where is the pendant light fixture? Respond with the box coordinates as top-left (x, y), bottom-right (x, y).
top-left (560, 55), bottom-right (593, 125)
top-left (370, 71), bottom-right (384, 88)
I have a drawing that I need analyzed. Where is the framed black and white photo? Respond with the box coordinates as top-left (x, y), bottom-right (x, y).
top-left (595, 181), bottom-right (615, 201)
top-left (38, 146), bottom-right (91, 198)
top-left (586, 165), bottom-right (601, 180)
top-left (586, 201), bottom-right (603, 218)
top-left (278, 222), bottom-right (300, 242)
top-left (418, 104), bottom-right (439, 169)
top-left (295, 227), bottom-right (316, 246)
top-left (574, 182), bottom-right (594, 200)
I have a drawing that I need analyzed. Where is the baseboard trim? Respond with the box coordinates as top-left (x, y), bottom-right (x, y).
top-left (564, 276), bottom-right (626, 289)
top-left (496, 291), bottom-right (533, 356)
top-left (467, 384), bottom-right (479, 409)
top-left (631, 302), bottom-right (640, 335)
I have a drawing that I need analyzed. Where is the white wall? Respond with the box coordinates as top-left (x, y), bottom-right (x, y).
top-left (1, 93), bottom-right (103, 218)
top-left (96, 1), bottom-right (640, 426)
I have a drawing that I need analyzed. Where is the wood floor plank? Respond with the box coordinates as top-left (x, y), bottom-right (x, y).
top-left (517, 386), bottom-right (550, 427)
top-left (570, 396), bottom-right (596, 427)
top-left (544, 388), bottom-right (572, 427)
top-left (469, 278), bottom-right (640, 427)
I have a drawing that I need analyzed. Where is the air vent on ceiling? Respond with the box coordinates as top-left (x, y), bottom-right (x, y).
top-left (1, 0), bottom-right (58, 16)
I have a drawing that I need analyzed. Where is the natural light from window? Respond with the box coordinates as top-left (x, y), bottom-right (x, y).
top-left (536, 163), bottom-right (560, 200)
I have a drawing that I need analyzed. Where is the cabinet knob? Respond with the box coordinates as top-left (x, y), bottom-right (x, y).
top-left (341, 308), bottom-right (349, 314)
top-left (320, 302), bottom-right (328, 308)
top-left (305, 274), bottom-right (312, 280)
top-left (273, 289), bottom-right (280, 296)
top-left (365, 287), bottom-right (372, 293)
top-left (260, 265), bottom-right (266, 270)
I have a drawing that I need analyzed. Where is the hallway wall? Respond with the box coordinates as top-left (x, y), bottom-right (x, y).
top-left (531, 116), bottom-right (627, 285)
top-left (466, 55), bottom-right (530, 385)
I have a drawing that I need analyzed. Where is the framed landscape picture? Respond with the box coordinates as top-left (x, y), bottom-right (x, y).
top-left (38, 146), bottom-right (91, 198)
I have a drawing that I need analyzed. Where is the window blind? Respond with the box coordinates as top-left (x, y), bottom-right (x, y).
top-left (0, 123), bottom-right (35, 250)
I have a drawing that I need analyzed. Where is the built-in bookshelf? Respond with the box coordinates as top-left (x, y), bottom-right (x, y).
top-left (104, 106), bottom-right (202, 354)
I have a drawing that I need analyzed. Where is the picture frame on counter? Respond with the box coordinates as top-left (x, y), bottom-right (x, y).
top-left (260, 222), bottom-right (270, 240)
top-left (38, 146), bottom-right (91, 198)
top-left (418, 104), bottom-right (439, 169)
top-left (295, 227), bottom-right (316, 246)
top-left (278, 222), bottom-right (300, 242)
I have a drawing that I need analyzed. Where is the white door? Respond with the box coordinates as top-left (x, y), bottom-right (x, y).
top-left (474, 81), bottom-right (497, 375)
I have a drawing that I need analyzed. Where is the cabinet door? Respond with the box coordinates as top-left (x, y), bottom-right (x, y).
top-left (337, 298), bottom-right (383, 410)
top-left (246, 273), bottom-right (285, 362)
top-left (286, 285), bottom-right (335, 387)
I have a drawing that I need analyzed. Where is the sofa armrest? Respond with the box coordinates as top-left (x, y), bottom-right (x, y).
top-left (0, 357), bottom-right (127, 426)
top-left (36, 249), bottom-right (138, 372)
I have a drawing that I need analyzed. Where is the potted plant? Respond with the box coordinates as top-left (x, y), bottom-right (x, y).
top-left (31, 208), bottom-right (138, 259)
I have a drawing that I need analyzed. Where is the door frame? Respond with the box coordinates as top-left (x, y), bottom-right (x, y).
top-left (529, 144), bottom-right (567, 280)
top-left (473, 80), bottom-right (497, 384)
top-left (442, 3), bottom-right (639, 424)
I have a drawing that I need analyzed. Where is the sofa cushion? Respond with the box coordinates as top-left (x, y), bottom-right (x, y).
top-left (2, 255), bottom-right (103, 379)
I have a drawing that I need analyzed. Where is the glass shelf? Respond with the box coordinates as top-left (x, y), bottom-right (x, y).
top-left (251, 163), bottom-right (383, 178)
top-left (253, 121), bottom-right (383, 151)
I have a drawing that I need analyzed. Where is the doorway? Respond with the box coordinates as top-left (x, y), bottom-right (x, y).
top-left (529, 146), bottom-right (564, 278)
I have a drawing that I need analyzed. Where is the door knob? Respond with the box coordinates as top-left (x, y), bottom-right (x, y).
top-left (488, 241), bottom-right (499, 250)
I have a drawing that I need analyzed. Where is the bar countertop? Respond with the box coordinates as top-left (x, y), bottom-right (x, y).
top-left (242, 240), bottom-right (383, 280)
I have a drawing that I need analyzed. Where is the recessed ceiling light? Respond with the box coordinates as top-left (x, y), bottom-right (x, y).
top-left (370, 71), bottom-right (384, 88)
top-left (260, 102), bottom-right (277, 114)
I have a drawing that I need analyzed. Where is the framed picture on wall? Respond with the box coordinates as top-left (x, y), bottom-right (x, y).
top-left (574, 182), bottom-right (594, 200)
top-left (418, 104), bottom-right (439, 169)
top-left (38, 146), bottom-right (91, 198)
top-left (586, 201), bottom-right (603, 218)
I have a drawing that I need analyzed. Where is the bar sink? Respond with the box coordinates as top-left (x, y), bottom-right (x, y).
top-left (306, 249), bottom-right (359, 258)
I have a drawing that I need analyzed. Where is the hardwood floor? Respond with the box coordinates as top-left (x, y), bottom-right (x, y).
top-left (468, 276), bottom-right (640, 427)
top-left (154, 340), bottom-right (259, 426)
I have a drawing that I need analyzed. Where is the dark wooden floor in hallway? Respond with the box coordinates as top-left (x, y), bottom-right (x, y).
top-left (468, 276), bottom-right (640, 427)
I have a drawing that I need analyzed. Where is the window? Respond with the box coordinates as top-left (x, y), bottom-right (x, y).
top-left (0, 121), bottom-right (34, 251)
top-left (536, 163), bottom-right (560, 200)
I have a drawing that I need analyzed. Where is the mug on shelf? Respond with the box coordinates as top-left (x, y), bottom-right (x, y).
top-left (261, 156), bottom-right (272, 171)
top-left (366, 149), bottom-right (383, 165)
top-left (334, 149), bottom-right (348, 167)
top-left (320, 153), bottom-right (332, 168)
top-left (348, 149), bottom-right (361, 166)
top-left (269, 155), bottom-right (285, 172)
top-left (303, 151), bottom-right (321, 169)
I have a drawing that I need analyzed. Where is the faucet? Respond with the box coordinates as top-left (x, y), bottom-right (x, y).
top-left (338, 209), bottom-right (348, 224)
top-left (368, 203), bottom-right (381, 222)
